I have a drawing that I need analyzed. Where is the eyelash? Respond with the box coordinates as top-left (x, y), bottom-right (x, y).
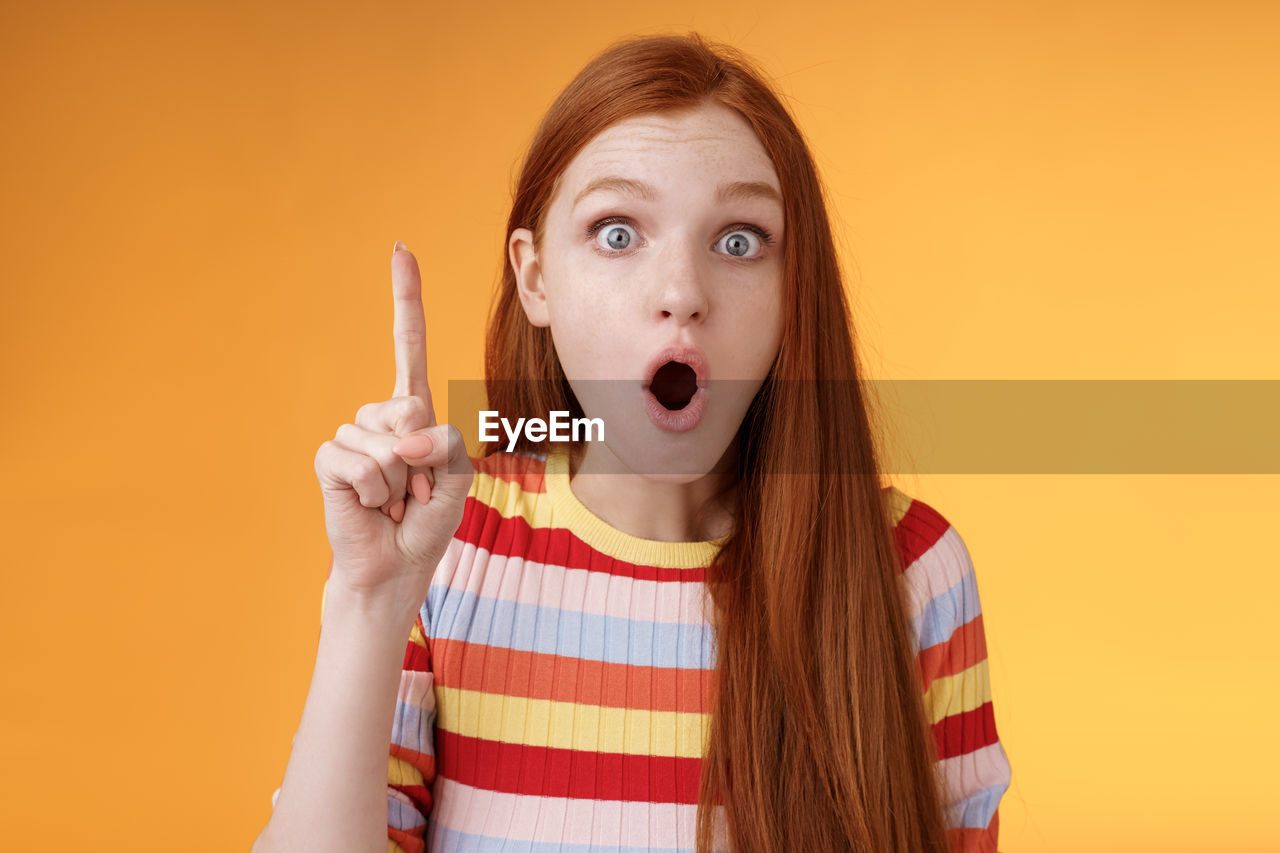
top-left (584, 216), bottom-right (775, 259)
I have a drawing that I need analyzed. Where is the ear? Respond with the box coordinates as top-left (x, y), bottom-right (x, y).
top-left (508, 227), bottom-right (551, 328)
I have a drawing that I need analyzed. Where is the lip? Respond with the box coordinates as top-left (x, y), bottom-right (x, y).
top-left (642, 344), bottom-right (709, 390)
top-left (642, 343), bottom-right (709, 432)
top-left (644, 385), bottom-right (705, 432)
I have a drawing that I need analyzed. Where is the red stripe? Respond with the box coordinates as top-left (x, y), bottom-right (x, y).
top-left (456, 495), bottom-right (709, 582)
top-left (403, 614), bottom-right (432, 672)
top-left (403, 637), bottom-right (431, 673)
top-left (892, 496), bottom-right (951, 572)
top-left (932, 700), bottom-right (1000, 760)
top-left (429, 637), bottom-right (714, 713)
top-left (458, 455), bottom-right (917, 583)
top-left (436, 729), bottom-right (703, 804)
top-left (389, 742), bottom-right (436, 816)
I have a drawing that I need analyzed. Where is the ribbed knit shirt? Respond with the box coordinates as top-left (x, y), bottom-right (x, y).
top-left (275, 443), bottom-right (1012, 852)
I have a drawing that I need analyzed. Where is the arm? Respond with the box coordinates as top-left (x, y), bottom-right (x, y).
top-left (900, 502), bottom-right (1012, 853)
top-left (254, 577), bottom-right (425, 853)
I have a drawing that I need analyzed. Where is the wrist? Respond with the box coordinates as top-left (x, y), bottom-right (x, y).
top-left (322, 573), bottom-right (423, 629)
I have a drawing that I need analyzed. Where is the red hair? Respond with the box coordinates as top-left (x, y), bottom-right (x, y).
top-left (481, 32), bottom-right (951, 852)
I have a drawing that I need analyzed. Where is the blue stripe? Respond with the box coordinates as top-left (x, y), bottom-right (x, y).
top-left (427, 587), bottom-right (714, 670)
top-left (427, 823), bottom-right (726, 853)
top-left (390, 699), bottom-right (436, 754)
top-left (388, 792), bottom-right (428, 832)
top-left (946, 780), bottom-right (1009, 830)
top-left (913, 567), bottom-right (981, 651)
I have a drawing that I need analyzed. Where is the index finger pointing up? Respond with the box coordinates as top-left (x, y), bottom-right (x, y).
top-left (391, 241), bottom-right (436, 423)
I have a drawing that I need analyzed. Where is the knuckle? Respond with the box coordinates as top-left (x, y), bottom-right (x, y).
top-left (405, 394), bottom-right (430, 418)
top-left (391, 394), bottom-right (426, 420)
top-left (394, 327), bottom-right (425, 347)
top-left (353, 456), bottom-right (381, 483)
top-left (355, 402), bottom-right (380, 428)
top-left (371, 439), bottom-right (400, 470)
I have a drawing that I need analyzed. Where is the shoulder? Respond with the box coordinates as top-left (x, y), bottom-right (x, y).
top-left (463, 447), bottom-right (549, 501)
top-left (883, 485), bottom-right (984, 654)
top-left (450, 447), bottom-right (554, 539)
top-left (466, 446), bottom-right (548, 477)
top-left (883, 485), bottom-right (962, 570)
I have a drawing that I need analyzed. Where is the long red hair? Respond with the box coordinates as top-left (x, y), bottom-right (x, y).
top-left (480, 32), bottom-right (951, 852)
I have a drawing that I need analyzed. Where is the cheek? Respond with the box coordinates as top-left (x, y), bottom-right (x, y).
top-left (739, 273), bottom-right (784, 325)
top-left (548, 257), bottom-right (635, 327)
top-left (739, 275), bottom-right (785, 366)
top-left (546, 277), bottom-right (633, 376)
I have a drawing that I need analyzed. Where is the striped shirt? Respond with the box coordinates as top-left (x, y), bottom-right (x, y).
top-left (281, 442), bottom-right (1012, 852)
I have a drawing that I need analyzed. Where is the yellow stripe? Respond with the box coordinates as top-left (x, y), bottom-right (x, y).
top-left (921, 658), bottom-right (992, 724)
top-left (434, 684), bottom-right (710, 757)
top-left (884, 484), bottom-right (913, 527)
top-left (470, 464), bottom-right (558, 529)
top-left (408, 618), bottom-right (426, 648)
top-left (388, 753), bottom-right (426, 787)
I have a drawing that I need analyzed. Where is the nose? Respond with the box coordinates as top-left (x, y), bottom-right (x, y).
top-left (652, 239), bottom-right (710, 325)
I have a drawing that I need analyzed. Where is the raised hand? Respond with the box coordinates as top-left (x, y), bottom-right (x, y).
top-left (312, 240), bottom-right (474, 609)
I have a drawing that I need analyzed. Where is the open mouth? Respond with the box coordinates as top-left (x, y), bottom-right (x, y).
top-left (648, 360), bottom-right (699, 410)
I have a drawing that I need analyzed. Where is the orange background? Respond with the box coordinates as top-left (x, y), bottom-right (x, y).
top-left (2, 1), bottom-right (1277, 850)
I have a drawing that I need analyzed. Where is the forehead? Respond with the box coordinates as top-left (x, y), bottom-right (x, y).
top-left (559, 104), bottom-right (780, 197)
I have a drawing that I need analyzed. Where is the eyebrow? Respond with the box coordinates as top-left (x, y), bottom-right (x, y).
top-left (572, 176), bottom-right (784, 211)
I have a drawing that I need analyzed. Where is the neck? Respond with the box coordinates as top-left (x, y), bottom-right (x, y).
top-left (567, 438), bottom-right (738, 543)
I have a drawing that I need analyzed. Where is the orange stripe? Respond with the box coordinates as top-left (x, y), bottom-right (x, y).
top-left (917, 614), bottom-right (989, 694)
top-left (430, 636), bottom-right (715, 714)
top-left (387, 826), bottom-right (424, 853)
top-left (389, 743), bottom-right (436, 780)
top-left (945, 808), bottom-right (999, 852)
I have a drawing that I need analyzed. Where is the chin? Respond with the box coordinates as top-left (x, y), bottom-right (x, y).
top-left (596, 424), bottom-right (735, 481)
top-left (569, 384), bottom-right (742, 479)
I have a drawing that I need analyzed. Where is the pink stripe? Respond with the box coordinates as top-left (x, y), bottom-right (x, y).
top-left (937, 741), bottom-right (1012, 798)
top-left (430, 776), bottom-right (713, 847)
top-left (463, 550), bottom-right (715, 626)
top-left (431, 538), bottom-right (486, 600)
top-left (901, 527), bottom-right (974, 619)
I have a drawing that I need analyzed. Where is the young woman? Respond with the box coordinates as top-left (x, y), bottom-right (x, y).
top-left (257, 33), bottom-right (1011, 853)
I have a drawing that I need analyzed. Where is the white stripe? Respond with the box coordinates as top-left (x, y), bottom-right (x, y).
top-left (428, 776), bottom-right (726, 848)
top-left (901, 526), bottom-right (975, 620)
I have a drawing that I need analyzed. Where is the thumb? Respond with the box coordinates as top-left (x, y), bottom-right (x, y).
top-left (392, 423), bottom-right (472, 492)
top-left (423, 423), bottom-right (474, 500)
top-left (395, 423), bottom-right (475, 558)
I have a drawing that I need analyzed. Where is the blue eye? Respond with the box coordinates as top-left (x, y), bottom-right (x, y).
top-left (718, 225), bottom-right (776, 259)
top-left (721, 229), bottom-right (767, 258)
top-left (585, 217), bottom-right (775, 259)
top-left (592, 220), bottom-right (635, 252)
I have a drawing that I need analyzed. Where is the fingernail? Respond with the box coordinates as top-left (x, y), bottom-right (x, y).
top-left (411, 473), bottom-right (430, 505)
top-left (390, 498), bottom-right (406, 522)
top-left (393, 240), bottom-right (407, 253)
top-left (393, 434), bottom-right (433, 458)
